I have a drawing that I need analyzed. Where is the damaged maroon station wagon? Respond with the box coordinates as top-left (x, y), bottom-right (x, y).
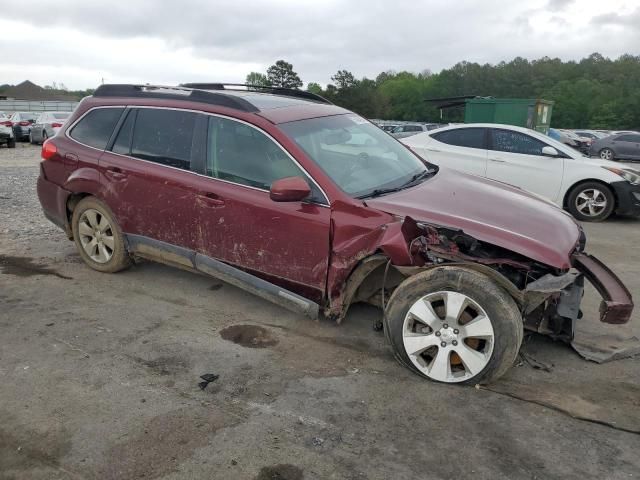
top-left (37, 84), bottom-right (634, 384)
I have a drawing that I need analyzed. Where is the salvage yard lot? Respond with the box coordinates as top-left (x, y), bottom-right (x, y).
top-left (1, 143), bottom-right (639, 480)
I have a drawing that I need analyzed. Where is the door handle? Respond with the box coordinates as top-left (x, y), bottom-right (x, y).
top-left (198, 192), bottom-right (225, 207)
top-left (105, 166), bottom-right (127, 181)
top-left (425, 147), bottom-right (440, 152)
top-left (489, 158), bottom-right (506, 163)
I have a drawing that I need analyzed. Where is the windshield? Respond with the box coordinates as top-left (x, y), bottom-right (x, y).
top-left (280, 114), bottom-right (433, 198)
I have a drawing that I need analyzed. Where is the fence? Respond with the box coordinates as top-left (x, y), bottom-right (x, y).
top-left (0, 100), bottom-right (79, 113)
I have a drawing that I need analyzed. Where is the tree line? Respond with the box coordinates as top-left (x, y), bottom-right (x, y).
top-left (248, 54), bottom-right (640, 130)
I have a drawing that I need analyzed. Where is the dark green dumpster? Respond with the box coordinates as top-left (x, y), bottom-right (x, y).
top-left (464, 98), bottom-right (554, 134)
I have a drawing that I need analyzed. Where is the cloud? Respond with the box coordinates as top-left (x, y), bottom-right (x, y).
top-left (546, 0), bottom-right (573, 11)
top-left (591, 7), bottom-right (640, 28)
top-left (1, 0), bottom-right (638, 89)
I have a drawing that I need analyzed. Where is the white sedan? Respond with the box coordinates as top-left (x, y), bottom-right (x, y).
top-left (401, 123), bottom-right (640, 222)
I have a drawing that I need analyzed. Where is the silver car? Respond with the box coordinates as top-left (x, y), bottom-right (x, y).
top-left (10, 111), bottom-right (38, 141)
top-left (391, 123), bottom-right (443, 139)
top-left (591, 132), bottom-right (640, 161)
top-left (30, 112), bottom-right (70, 144)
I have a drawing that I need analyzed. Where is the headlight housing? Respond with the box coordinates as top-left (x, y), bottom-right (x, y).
top-left (602, 167), bottom-right (640, 185)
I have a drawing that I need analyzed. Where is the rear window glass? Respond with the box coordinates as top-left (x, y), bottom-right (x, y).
top-left (70, 108), bottom-right (124, 149)
top-left (432, 128), bottom-right (486, 149)
top-left (129, 108), bottom-right (197, 171)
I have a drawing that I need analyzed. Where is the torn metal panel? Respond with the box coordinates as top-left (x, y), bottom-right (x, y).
top-left (571, 334), bottom-right (640, 363)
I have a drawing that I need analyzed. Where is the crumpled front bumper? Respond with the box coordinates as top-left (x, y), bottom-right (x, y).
top-left (572, 253), bottom-right (634, 324)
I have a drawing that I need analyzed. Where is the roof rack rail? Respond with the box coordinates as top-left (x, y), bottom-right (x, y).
top-left (93, 84), bottom-right (259, 112)
top-left (179, 83), bottom-right (333, 105)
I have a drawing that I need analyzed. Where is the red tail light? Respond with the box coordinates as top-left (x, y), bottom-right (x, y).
top-left (19, 121), bottom-right (30, 126)
top-left (41, 139), bottom-right (57, 160)
top-left (0, 121), bottom-right (11, 127)
top-left (51, 122), bottom-right (63, 128)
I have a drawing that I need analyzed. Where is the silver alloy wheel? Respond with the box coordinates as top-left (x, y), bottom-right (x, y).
top-left (78, 208), bottom-right (115, 264)
top-left (575, 188), bottom-right (607, 217)
top-left (402, 291), bottom-right (494, 383)
top-left (600, 149), bottom-right (613, 160)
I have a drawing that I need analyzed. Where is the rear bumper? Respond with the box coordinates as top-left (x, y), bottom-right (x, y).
top-left (572, 252), bottom-right (634, 324)
top-left (611, 180), bottom-right (640, 216)
top-left (37, 171), bottom-right (71, 236)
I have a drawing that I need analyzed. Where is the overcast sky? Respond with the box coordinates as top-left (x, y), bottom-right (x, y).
top-left (2, 0), bottom-right (639, 90)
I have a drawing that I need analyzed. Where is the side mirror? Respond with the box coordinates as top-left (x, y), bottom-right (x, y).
top-left (270, 176), bottom-right (311, 202)
top-left (542, 146), bottom-right (559, 157)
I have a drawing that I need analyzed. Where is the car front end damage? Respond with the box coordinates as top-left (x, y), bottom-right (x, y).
top-left (333, 216), bottom-right (633, 343)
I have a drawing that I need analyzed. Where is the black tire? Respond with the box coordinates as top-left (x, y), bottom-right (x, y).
top-left (599, 148), bottom-right (615, 161)
top-left (7, 138), bottom-right (15, 148)
top-left (71, 196), bottom-right (131, 273)
top-left (566, 181), bottom-right (615, 222)
top-left (384, 267), bottom-right (523, 385)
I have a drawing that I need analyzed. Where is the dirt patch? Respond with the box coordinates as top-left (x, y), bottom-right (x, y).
top-left (130, 354), bottom-right (192, 376)
top-left (0, 254), bottom-right (71, 279)
top-left (101, 406), bottom-right (240, 480)
top-left (255, 464), bottom-right (304, 480)
top-left (0, 411), bottom-right (73, 477)
top-left (220, 325), bottom-right (278, 349)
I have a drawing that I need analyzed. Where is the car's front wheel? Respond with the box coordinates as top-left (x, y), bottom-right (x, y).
top-left (72, 197), bottom-right (131, 273)
top-left (599, 148), bottom-right (615, 161)
top-left (384, 267), bottom-right (522, 385)
top-left (567, 182), bottom-right (615, 222)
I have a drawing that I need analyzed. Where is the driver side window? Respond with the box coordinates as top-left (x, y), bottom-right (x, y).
top-left (206, 116), bottom-right (324, 202)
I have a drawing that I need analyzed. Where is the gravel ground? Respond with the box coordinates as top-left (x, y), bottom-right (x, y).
top-left (1, 143), bottom-right (639, 480)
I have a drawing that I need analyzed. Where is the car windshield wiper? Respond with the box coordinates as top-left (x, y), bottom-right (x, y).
top-left (356, 186), bottom-right (407, 199)
top-left (356, 169), bottom-right (435, 199)
top-left (401, 169), bottom-right (434, 188)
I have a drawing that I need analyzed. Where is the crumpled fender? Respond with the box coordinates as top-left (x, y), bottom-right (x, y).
top-left (326, 200), bottom-right (422, 317)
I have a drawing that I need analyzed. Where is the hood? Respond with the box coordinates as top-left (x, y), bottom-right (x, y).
top-left (366, 167), bottom-right (581, 269)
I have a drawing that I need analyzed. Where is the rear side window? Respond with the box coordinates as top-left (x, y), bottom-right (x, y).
top-left (129, 108), bottom-right (197, 170)
top-left (111, 110), bottom-right (135, 155)
top-left (432, 128), bottom-right (486, 149)
top-left (70, 108), bottom-right (124, 149)
top-left (617, 134), bottom-right (640, 143)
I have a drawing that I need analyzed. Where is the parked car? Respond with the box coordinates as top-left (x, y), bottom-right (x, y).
top-left (591, 133), bottom-right (640, 162)
top-left (36, 84), bottom-right (632, 385)
top-left (10, 111), bottom-right (38, 141)
top-left (0, 121), bottom-right (15, 148)
top-left (401, 123), bottom-right (640, 222)
top-left (30, 111), bottom-right (70, 144)
top-left (391, 124), bottom-right (443, 139)
top-left (573, 130), bottom-right (608, 141)
top-left (558, 129), bottom-right (591, 154)
top-left (380, 124), bottom-right (398, 133)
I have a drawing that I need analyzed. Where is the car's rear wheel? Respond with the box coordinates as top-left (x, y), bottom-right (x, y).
top-left (567, 182), bottom-right (615, 222)
top-left (72, 197), bottom-right (131, 273)
top-left (7, 138), bottom-right (15, 148)
top-left (599, 148), bottom-right (615, 161)
top-left (42, 130), bottom-right (48, 144)
top-left (384, 267), bottom-right (522, 385)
